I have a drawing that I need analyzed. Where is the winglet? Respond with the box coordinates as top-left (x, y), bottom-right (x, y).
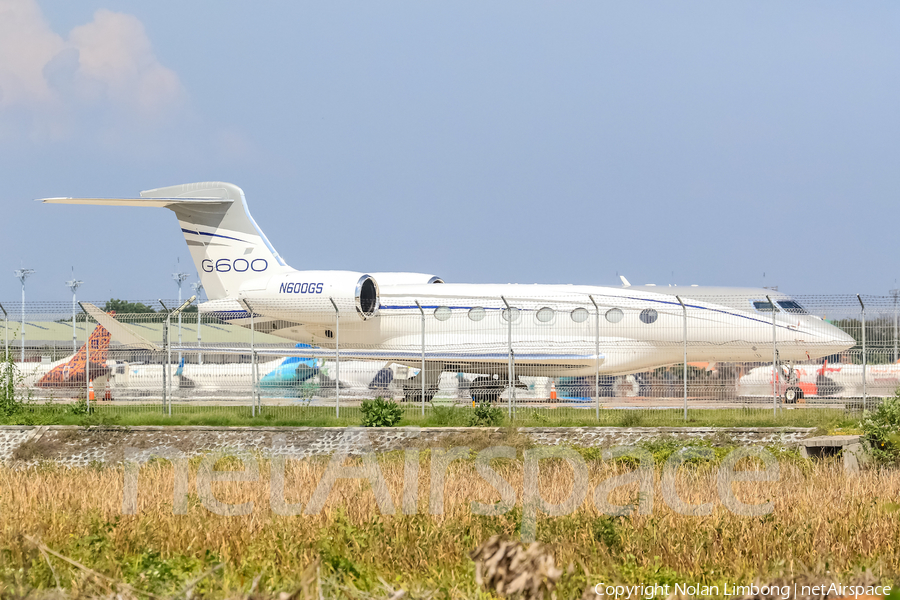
top-left (619, 275), bottom-right (631, 288)
top-left (80, 303), bottom-right (161, 351)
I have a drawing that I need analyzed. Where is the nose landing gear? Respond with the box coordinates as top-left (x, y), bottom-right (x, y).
top-left (784, 386), bottom-right (803, 404)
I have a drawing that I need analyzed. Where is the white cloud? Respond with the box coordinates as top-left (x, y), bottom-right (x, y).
top-left (0, 0), bottom-right (63, 107)
top-left (67, 9), bottom-right (182, 116)
top-left (0, 0), bottom-right (185, 137)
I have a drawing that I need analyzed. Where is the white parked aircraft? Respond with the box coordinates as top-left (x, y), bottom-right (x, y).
top-left (43, 182), bottom-right (855, 402)
top-left (98, 356), bottom-right (395, 400)
top-left (737, 361), bottom-right (900, 401)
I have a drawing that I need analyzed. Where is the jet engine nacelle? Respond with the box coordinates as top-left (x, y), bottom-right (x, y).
top-left (241, 270), bottom-right (379, 323)
top-left (368, 272), bottom-right (443, 285)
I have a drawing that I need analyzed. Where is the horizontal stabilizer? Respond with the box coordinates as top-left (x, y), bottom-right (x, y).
top-left (40, 197), bottom-right (231, 208)
top-left (42, 181), bottom-right (285, 300)
top-left (81, 303), bottom-right (160, 351)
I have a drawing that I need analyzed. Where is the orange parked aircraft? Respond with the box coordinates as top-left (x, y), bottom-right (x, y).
top-left (35, 320), bottom-right (112, 388)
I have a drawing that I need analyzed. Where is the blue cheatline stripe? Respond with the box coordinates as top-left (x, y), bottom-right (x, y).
top-left (380, 305), bottom-right (501, 311)
top-left (181, 228), bottom-right (246, 243)
top-left (618, 294), bottom-right (798, 331)
top-left (380, 294), bottom-right (813, 336)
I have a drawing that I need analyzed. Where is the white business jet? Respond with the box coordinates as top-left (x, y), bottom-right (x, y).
top-left (43, 182), bottom-right (854, 403)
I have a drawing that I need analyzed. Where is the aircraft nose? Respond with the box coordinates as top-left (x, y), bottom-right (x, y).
top-left (823, 323), bottom-right (856, 352)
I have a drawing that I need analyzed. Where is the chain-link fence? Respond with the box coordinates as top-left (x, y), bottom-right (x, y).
top-left (1, 293), bottom-right (897, 420)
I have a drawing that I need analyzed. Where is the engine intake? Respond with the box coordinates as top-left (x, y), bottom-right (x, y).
top-left (241, 270), bottom-right (380, 323)
top-left (356, 275), bottom-right (378, 317)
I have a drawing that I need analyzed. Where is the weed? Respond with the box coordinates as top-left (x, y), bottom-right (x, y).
top-left (68, 399), bottom-right (90, 416)
top-left (861, 392), bottom-right (900, 464)
top-left (0, 349), bottom-right (25, 417)
top-left (467, 402), bottom-right (504, 427)
top-left (592, 516), bottom-right (623, 553)
top-left (428, 405), bottom-right (467, 426)
top-left (619, 411), bottom-right (644, 427)
top-left (359, 397), bottom-right (403, 427)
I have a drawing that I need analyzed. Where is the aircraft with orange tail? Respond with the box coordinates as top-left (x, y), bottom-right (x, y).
top-left (26, 321), bottom-right (113, 389)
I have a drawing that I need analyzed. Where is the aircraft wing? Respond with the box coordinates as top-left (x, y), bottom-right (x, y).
top-left (172, 344), bottom-right (602, 365)
top-left (81, 303), bottom-right (161, 351)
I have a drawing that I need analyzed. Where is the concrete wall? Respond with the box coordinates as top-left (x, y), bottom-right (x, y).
top-left (0, 425), bottom-right (816, 467)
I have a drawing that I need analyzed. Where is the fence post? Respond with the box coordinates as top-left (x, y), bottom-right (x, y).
top-left (858, 294), bottom-right (866, 412)
top-left (161, 315), bottom-right (168, 414)
top-left (0, 303), bottom-right (7, 361)
top-left (766, 295), bottom-right (777, 417)
top-left (589, 295), bottom-right (600, 421)
top-left (244, 299), bottom-right (259, 417)
top-left (330, 298), bottom-right (340, 418)
top-left (892, 288), bottom-right (899, 364)
top-left (159, 301), bottom-right (172, 416)
top-left (85, 311), bottom-right (90, 412)
top-left (159, 296), bottom-right (196, 417)
top-left (501, 296), bottom-right (514, 419)
top-left (197, 304), bottom-right (203, 367)
top-left (191, 281), bottom-right (203, 366)
top-left (197, 308), bottom-right (203, 367)
top-left (676, 295), bottom-right (687, 421)
top-left (416, 300), bottom-right (425, 416)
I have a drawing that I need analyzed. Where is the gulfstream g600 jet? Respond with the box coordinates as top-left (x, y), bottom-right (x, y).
top-left (43, 182), bottom-right (854, 402)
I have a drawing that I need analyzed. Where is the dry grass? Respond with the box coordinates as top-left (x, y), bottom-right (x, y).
top-left (0, 453), bottom-right (898, 599)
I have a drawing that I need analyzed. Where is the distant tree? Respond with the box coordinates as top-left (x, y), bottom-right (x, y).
top-left (102, 299), bottom-right (158, 314)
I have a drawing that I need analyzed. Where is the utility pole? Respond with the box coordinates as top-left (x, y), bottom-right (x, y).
top-left (172, 262), bottom-right (189, 365)
top-left (14, 269), bottom-right (34, 364)
top-left (191, 281), bottom-right (204, 366)
top-left (65, 267), bottom-right (84, 354)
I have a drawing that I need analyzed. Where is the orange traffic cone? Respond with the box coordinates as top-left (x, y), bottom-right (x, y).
top-left (550, 380), bottom-right (557, 400)
top-left (88, 380), bottom-right (95, 402)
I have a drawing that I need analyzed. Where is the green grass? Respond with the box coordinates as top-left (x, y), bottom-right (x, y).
top-left (0, 401), bottom-right (861, 430)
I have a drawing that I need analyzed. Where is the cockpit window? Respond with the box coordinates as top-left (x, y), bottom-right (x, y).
top-left (777, 300), bottom-right (808, 314)
top-left (752, 300), bottom-right (778, 313)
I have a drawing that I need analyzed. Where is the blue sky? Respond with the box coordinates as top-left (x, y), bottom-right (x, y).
top-left (1, 1), bottom-right (898, 302)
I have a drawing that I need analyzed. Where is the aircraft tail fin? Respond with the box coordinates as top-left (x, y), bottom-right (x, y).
top-left (42, 182), bottom-right (288, 299)
top-left (36, 317), bottom-right (112, 387)
top-left (278, 343), bottom-right (319, 370)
